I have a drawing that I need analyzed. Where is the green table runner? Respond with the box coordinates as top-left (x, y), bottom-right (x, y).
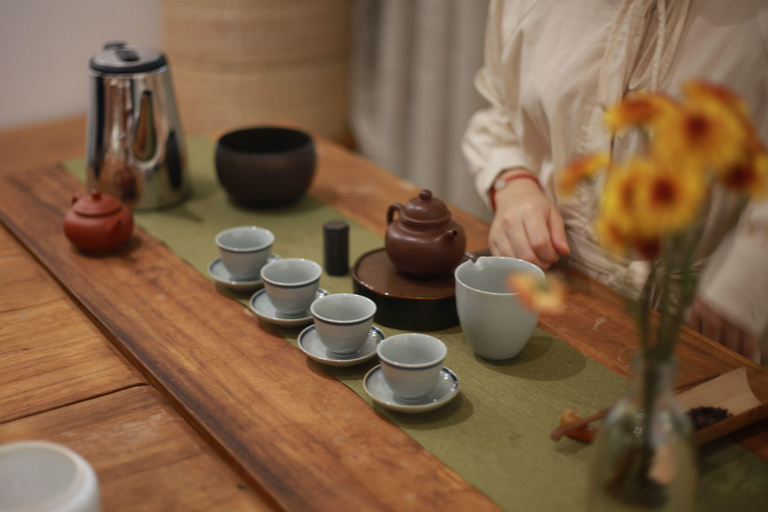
top-left (66, 137), bottom-right (768, 511)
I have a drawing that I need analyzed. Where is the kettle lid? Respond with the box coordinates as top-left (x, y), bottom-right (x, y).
top-left (89, 42), bottom-right (167, 74)
top-left (400, 190), bottom-right (451, 224)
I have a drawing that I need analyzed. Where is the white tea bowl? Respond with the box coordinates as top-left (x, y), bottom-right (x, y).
top-left (455, 256), bottom-right (544, 360)
top-left (0, 441), bottom-right (100, 512)
top-left (311, 293), bottom-right (377, 356)
top-left (215, 226), bottom-right (274, 280)
top-left (261, 258), bottom-right (322, 317)
top-left (376, 333), bottom-right (447, 402)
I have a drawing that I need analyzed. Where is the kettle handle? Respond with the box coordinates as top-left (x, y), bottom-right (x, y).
top-left (387, 203), bottom-right (403, 225)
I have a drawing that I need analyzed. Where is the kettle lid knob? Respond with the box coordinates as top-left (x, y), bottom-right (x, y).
top-left (90, 43), bottom-right (167, 74)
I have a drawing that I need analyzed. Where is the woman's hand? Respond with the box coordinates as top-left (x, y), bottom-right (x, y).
top-left (489, 173), bottom-right (570, 269)
top-left (686, 297), bottom-right (762, 365)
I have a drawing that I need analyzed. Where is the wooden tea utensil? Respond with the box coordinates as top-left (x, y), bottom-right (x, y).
top-left (550, 372), bottom-right (723, 442)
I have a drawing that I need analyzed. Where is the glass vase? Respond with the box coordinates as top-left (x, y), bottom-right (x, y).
top-left (586, 354), bottom-right (697, 511)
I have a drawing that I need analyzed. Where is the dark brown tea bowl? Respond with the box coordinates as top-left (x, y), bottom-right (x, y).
top-left (215, 126), bottom-right (316, 208)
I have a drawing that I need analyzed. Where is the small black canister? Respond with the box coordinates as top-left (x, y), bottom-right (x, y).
top-left (323, 220), bottom-right (349, 276)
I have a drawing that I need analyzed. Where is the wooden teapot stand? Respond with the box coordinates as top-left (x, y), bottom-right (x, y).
top-left (351, 248), bottom-right (470, 331)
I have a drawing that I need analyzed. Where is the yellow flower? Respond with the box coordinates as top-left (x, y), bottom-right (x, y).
top-left (634, 161), bottom-right (706, 236)
top-left (721, 150), bottom-right (768, 198)
top-left (600, 159), bottom-right (646, 232)
top-left (595, 216), bottom-right (632, 256)
top-left (506, 272), bottom-right (566, 314)
top-left (596, 161), bottom-right (650, 256)
top-left (654, 85), bottom-right (749, 173)
top-left (597, 214), bottom-right (664, 259)
top-left (596, 157), bottom-right (702, 256)
top-left (604, 92), bottom-right (680, 133)
top-left (684, 81), bottom-right (748, 119)
top-left (557, 152), bottom-right (609, 195)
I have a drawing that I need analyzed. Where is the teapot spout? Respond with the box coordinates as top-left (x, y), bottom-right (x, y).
top-left (440, 229), bottom-right (459, 243)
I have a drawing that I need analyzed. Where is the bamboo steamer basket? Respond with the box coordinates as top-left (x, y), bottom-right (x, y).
top-left (162, 0), bottom-right (351, 139)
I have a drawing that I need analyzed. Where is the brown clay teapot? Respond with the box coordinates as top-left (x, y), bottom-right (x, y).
top-left (385, 189), bottom-right (467, 278)
top-left (64, 189), bottom-right (134, 253)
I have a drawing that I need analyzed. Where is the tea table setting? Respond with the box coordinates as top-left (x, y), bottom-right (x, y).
top-left (1, 116), bottom-right (768, 512)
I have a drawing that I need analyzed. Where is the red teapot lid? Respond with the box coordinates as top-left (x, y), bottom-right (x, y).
top-left (400, 190), bottom-right (451, 224)
top-left (73, 189), bottom-right (123, 217)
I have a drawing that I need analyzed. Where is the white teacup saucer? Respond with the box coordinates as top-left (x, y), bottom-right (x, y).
top-left (363, 365), bottom-right (460, 413)
top-left (208, 254), bottom-right (280, 293)
top-left (298, 325), bottom-right (385, 368)
top-left (249, 288), bottom-right (328, 328)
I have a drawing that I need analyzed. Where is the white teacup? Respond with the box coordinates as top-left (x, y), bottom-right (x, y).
top-left (377, 333), bottom-right (447, 402)
top-left (261, 258), bottom-right (322, 317)
top-left (216, 226), bottom-right (275, 280)
top-left (311, 293), bottom-right (377, 356)
top-left (455, 256), bottom-right (544, 360)
top-left (0, 441), bottom-right (100, 512)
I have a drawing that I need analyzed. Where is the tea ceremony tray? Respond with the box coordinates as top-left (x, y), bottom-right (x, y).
top-left (351, 248), bottom-right (470, 331)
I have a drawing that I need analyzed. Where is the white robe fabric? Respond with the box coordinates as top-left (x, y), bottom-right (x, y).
top-left (462, 0), bottom-right (768, 358)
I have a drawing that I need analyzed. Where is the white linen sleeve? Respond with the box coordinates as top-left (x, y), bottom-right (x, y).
top-left (697, 198), bottom-right (768, 354)
top-left (461, 0), bottom-right (532, 210)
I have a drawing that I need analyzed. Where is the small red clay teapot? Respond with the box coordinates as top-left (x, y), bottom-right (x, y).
top-left (64, 189), bottom-right (134, 253)
top-left (385, 189), bottom-right (467, 278)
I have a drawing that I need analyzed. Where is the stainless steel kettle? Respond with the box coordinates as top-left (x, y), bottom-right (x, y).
top-left (86, 42), bottom-right (190, 210)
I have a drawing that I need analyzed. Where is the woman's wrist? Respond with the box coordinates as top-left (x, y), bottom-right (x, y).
top-left (490, 169), bottom-right (542, 211)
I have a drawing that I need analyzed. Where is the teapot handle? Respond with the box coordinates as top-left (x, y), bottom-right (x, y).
top-left (387, 203), bottom-right (403, 225)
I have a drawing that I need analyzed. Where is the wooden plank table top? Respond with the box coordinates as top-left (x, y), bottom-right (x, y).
top-left (1, 116), bottom-right (767, 511)
top-left (0, 167), bottom-right (281, 510)
top-left (0, 222), bottom-right (145, 423)
top-left (0, 386), bottom-right (277, 511)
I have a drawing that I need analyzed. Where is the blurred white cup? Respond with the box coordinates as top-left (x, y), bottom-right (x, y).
top-left (0, 441), bottom-right (100, 512)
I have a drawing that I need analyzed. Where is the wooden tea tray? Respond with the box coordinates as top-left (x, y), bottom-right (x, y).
top-left (677, 367), bottom-right (768, 446)
top-left (351, 248), bottom-right (468, 331)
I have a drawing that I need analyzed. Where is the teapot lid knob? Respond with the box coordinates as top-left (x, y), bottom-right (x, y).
top-left (72, 188), bottom-right (123, 217)
top-left (397, 189), bottom-right (452, 225)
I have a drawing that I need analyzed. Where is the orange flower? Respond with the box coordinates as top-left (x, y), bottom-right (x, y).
top-left (507, 272), bottom-right (566, 314)
top-left (558, 152), bottom-right (609, 195)
top-left (604, 92), bottom-right (680, 133)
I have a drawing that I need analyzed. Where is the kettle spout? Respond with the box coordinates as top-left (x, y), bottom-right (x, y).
top-left (130, 90), bottom-right (157, 161)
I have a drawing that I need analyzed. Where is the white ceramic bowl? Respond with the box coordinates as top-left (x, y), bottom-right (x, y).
top-left (0, 441), bottom-right (100, 512)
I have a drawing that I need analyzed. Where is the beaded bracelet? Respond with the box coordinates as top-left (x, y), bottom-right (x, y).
top-left (490, 171), bottom-right (542, 212)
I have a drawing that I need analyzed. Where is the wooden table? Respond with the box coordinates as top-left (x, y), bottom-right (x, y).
top-left (1, 116), bottom-right (767, 511)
